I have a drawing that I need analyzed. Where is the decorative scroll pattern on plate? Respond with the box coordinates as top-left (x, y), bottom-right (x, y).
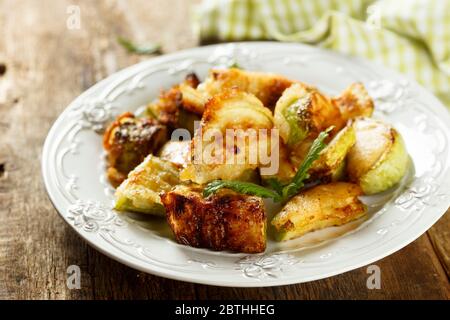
top-left (236, 254), bottom-right (299, 279)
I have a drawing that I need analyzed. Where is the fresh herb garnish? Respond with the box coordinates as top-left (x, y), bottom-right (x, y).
top-left (203, 127), bottom-right (333, 202)
top-left (203, 180), bottom-right (282, 202)
top-left (117, 37), bottom-right (161, 55)
top-left (280, 127), bottom-right (332, 200)
top-left (265, 178), bottom-right (284, 195)
top-left (228, 60), bottom-right (241, 69)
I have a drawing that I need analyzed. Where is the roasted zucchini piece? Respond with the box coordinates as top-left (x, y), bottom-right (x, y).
top-left (307, 124), bottom-right (356, 182)
top-left (274, 83), bottom-right (345, 147)
top-left (161, 185), bottom-right (266, 253)
top-left (103, 112), bottom-right (168, 187)
top-left (271, 182), bottom-right (367, 241)
top-left (347, 118), bottom-right (409, 194)
top-left (198, 68), bottom-right (296, 108)
top-left (114, 155), bottom-right (180, 215)
top-left (178, 83), bottom-right (208, 115)
top-left (180, 89), bottom-right (274, 184)
top-left (147, 73), bottom-right (202, 132)
top-left (158, 140), bottom-right (191, 167)
top-left (147, 84), bottom-right (181, 126)
top-left (260, 139), bottom-right (296, 184)
top-left (180, 164), bottom-right (261, 185)
top-left (199, 89), bottom-right (273, 130)
top-left (332, 82), bottom-right (374, 120)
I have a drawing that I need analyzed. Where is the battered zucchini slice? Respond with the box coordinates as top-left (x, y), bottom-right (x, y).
top-left (260, 140), bottom-right (296, 184)
top-left (347, 118), bottom-right (409, 194)
top-left (178, 83), bottom-right (208, 114)
top-left (274, 83), bottom-right (345, 147)
top-left (180, 89), bottom-right (274, 184)
top-left (262, 124), bottom-right (354, 185)
top-left (332, 82), bottom-right (374, 120)
top-left (198, 68), bottom-right (296, 108)
top-left (271, 182), bottom-right (367, 241)
top-left (114, 155), bottom-right (180, 215)
top-left (161, 185), bottom-right (266, 253)
top-left (158, 140), bottom-right (191, 167)
top-left (307, 124), bottom-right (356, 182)
top-left (147, 73), bottom-right (202, 133)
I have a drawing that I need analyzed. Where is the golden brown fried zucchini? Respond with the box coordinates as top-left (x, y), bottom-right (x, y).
top-left (260, 139), bottom-right (296, 184)
top-left (147, 73), bottom-right (202, 132)
top-left (180, 89), bottom-right (274, 184)
top-left (158, 140), bottom-right (191, 167)
top-left (274, 83), bottom-right (345, 147)
top-left (103, 112), bottom-right (168, 187)
top-left (347, 118), bottom-right (409, 194)
top-left (114, 155), bottom-right (180, 215)
top-left (178, 83), bottom-right (208, 115)
top-left (271, 182), bottom-right (367, 241)
top-left (307, 124), bottom-right (356, 182)
top-left (332, 82), bottom-right (374, 120)
top-left (161, 185), bottom-right (266, 253)
top-left (198, 68), bottom-right (297, 109)
top-left (147, 86), bottom-right (182, 127)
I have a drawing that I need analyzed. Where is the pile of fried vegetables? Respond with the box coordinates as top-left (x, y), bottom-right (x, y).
top-left (103, 68), bottom-right (409, 253)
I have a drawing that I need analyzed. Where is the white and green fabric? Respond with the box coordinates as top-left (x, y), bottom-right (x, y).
top-left (194, 0), bottom-right (450, 107)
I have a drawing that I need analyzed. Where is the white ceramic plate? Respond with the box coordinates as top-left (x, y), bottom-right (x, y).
top-left (42, 42), bottom-right (450, 287)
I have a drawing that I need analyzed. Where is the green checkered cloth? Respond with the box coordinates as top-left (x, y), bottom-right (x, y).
top-left (193, 0), bottom-right (450, 107)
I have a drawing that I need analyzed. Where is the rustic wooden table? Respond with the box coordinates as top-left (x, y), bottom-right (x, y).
top-left (0, 0), bottom-right (448, 300)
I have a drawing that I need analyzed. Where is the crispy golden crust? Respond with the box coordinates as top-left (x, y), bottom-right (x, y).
top-left (271, 182), bottom-right (367, 241)
top-left (260, 139), bottom-right (296, 183)
top-left (103, 112), bottom-right (168, 187)
top-left (346, 118), bottom-right (408, 194)
top-left (161, 186), bottom-right (266, 253)
top-left (276, 82), bottom-right (373, 169)
top-left (332, 82), bottom-right (374, 120)
top-left (180, 89), bottom-right (274, 184)
top-left (149, 86), bottom-right (183, 127)
top-left (147, 73), bottom-right (203, 128)
top-left (274, 83), bottom-right (345, 148)
top-left (201, 88), bottom-right (273, 127)
top-left (114, 155), bottom-right (180, 215)
top-left (160, 68), bottom-right (298, 117)
top-left (307, 124), bottom-right (356, 182)
top-left (178, 84), bottom-right (208, 115)
top-left (306, 89), bottom-right (346, 135)
top-left (158, 140), bottom-right (191, 167)
top-left (184, 73), bottom-right (200, 88)
top-left (199, 68), bottom-right (298, 109)
top-left (346, 118), bottom-right (395, 180)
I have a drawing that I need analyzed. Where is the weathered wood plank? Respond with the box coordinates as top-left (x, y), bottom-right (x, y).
top-left (72, 232), bottom-right (450, 299)
top-left (428, 209), bottom-right (450, 279)
top-left (0, 0), bottom-right (448, 300)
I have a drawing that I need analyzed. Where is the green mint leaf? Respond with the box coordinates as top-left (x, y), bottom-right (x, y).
top-left (117, 37), bottom-right (161, 55)
top-left (202, 127), bottom-right (332, 203)
top-left (228, 60), bottom-right (241, 69)
top-left (281, 127), bottom-right (333, 200)
top-left (203, 180), bottom-right (282, 202)
top-left (265, 178), bottom-right (284, 195)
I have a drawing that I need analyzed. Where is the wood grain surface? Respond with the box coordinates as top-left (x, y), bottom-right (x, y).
top-left (0, 0), bottom-right (448, 300)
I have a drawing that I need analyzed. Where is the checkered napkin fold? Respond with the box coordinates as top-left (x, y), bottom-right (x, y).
top-left (193, 0), bottom-right (450, 108)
